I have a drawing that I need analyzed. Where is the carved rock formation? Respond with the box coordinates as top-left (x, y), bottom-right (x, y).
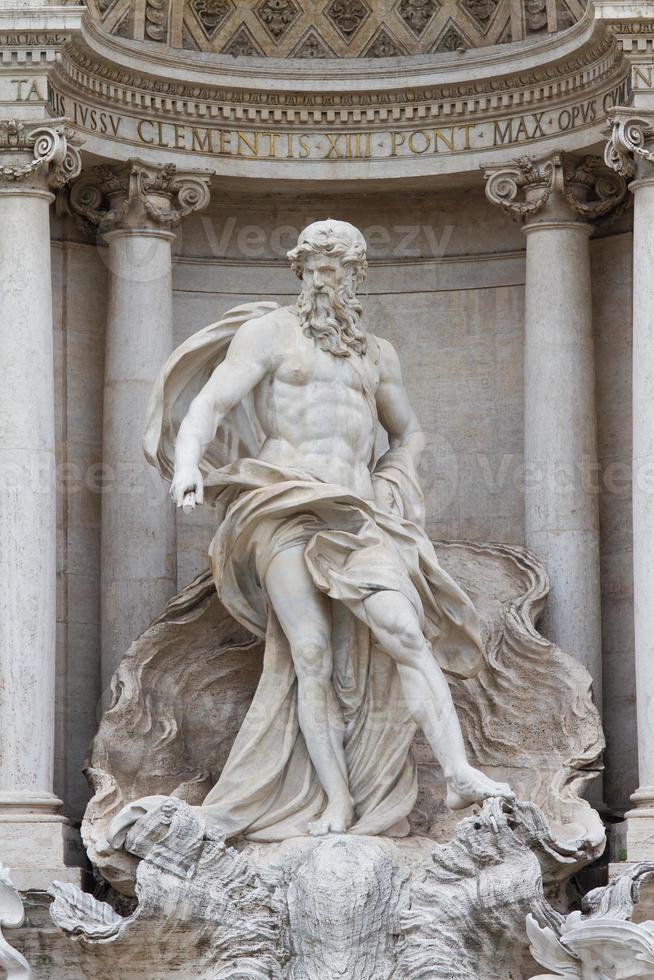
top-left (49, 796), bottom-right (625, 979)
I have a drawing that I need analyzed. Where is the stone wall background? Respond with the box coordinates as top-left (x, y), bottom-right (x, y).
top-left (50, 188), bottom-right (636, 821)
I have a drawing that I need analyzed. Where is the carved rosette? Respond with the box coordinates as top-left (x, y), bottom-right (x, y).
top-left (605, 108), bottom-right (654, 182)
top-left (69, 159), bottom-right (211, 234)
top-left (0, 119), bottom-right (83, 191)
top-left (484, 151), bottom-right (628, 226)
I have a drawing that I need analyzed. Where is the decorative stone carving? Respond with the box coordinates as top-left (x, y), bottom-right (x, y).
top-left (255, 0), bottom-right (301, 42)
top-left (363, 26), bottom-right (406, 56)
top-left (605, 108), bottom-right (654, 180)
top-left (144, 0), bottom-right (168, 41)
top-left (69, 160), bottom-right (211, 234)
top-left (484, 152), bottom-right (628, 225)
top-left (461, 0), bottom-right (498, 31)
top-left (222, 22), bottom-right (264, 55)
top-left (433, 21), bottom-right (470, 51)
top-left (0, 120), bottom-right (82, 189)
top-left (87, 0), bottom-right (586, 52)
top-left (291, 27), bottom-right (336, 56)
top-left (0, 867), bottom-right (31, 979)
top-left (395, 798), bottom-right (589, 978)
top-left (396, 0), bottom-right (440, 37)
top-left (77, 538), bottom-right (603, 897)
top-left (190, 0), bottom-right (233, 41)
top-left (528, 864), bottom-right (654, 978)
top-left (49, 796), bottom-right (602, 978)
top-left (325, 0), bottom-right (371, 40)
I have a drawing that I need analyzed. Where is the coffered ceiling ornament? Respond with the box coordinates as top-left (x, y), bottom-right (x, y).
top-left (396, 0), bottom-right (440, 37)
top-left (190, 0), bottom-right (233, 41)
top-left (325, 0), bottom-right (372, 41)
top-left (460, 0), bottom-right (498, 33)
top-left (255, 0), bottom-right (301, 42)
top-left (363, 24), bottom-right (407, 56)
top-left (222, 22), bottom-right (265, 55)
top-left (433, 20), bottom-right (470, 51)
top-left (605, 110), bottom-right (654, 180)
top-left (69, 160), bottom-right (211, 234)
top-left (86, 0), bottom-right (589, 55)
top-left (290, 27), bottom-right (336, 57)
top-left (0, 120), bottom-right (82, 189)
top-left (484, 152), bottom-right (628, 225)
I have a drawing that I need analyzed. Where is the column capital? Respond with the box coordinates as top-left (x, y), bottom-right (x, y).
top-left (604, 107), bottom-right (654, 184)
top-left (0, 118), bottom-right (83, 193)
top-left (484, 152), bottom-right (628, 228)
top-left (69, 159), bottom-right (212, 235)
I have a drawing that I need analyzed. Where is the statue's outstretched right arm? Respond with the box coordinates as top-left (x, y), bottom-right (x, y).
top-left (171, 316), bottom-right (275, 509)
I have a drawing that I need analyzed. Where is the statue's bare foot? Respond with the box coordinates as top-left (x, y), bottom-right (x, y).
top-left (446, 765), bottom-right (515, 811)
top-left (308, 797), bottom-right (355, 836)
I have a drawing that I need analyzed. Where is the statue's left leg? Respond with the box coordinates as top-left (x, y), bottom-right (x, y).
top-left (363, 590), bottom-right (515, 811)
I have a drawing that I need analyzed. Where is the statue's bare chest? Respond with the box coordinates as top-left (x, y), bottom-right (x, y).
top-left (273, 335), bottom-right (380, 396)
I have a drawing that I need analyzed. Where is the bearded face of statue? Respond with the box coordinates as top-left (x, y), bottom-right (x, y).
top-left (296, 251), bottom-right (367, 358)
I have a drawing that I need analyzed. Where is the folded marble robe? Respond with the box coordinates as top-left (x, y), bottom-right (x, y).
top-left (144, 302), bottom-right (484, 841)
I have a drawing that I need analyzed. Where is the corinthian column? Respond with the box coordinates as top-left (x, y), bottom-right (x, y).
top-left (0, 120), bottom-right (84, 888)
top-left (70, 162), bottom-right (211, 690)
top-left (485, 154), bottom-right (627, 709)
top-left (605, 110), bottom-right (654, 858)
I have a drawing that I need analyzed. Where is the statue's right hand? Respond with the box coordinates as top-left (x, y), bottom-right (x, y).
top-left (170, 466), bottom-right (204, 510)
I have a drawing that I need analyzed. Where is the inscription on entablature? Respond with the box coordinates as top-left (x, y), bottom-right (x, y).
top-left (48, 75), bottom-right (631, 162)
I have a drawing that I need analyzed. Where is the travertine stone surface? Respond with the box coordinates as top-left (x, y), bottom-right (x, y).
top-left (484, 153), bottom-right (628, 707)
top-left (68, 162), bottom-right (211, 688)
top-left (605, 108), bottom-right (654, 857)
top-left (0, 121), bottom-right (84, 889)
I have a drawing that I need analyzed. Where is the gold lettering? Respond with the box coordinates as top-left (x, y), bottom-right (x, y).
top-left (324, 133), bottom-right (342, 159)
top-left (634, 65), bottom-right (653, 89)
top-left (137, 119), bottom-right (155, 144)
top-left (390, 132), bottom-right (405, 156)
top-left (433, 128), bottom-right (454, 151)
top-left (408, 129), bottom-right (430, 154)
top-left (237, 131), bottom-right (259, 156)
top-left (218, 130), bottom-right (232, 154)
top-left (298, 133), bottom-right (310, 158)
top-left (173, 123), bottom-right (187, 150)
top-left (191, 126), bottom-right (211, 152)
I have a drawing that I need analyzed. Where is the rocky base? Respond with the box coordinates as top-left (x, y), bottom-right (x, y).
top-left (26, 797), bottom-right (593, 979)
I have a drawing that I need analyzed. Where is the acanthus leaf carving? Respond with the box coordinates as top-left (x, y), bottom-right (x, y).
top-left (69, 160), bottom-right (211, 234)
top-left (484, 151), bottom-right (627, 226)
top-left (0, 119), bottom-right (82, 189)
top-left (605, 109), bottom-right (654, 180)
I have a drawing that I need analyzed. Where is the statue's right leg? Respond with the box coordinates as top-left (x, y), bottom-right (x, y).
top-left (264, 544), bottom-right (354, 836)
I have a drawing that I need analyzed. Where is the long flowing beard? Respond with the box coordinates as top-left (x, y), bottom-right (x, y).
top-left (297, 283), bottom-right (367, 357)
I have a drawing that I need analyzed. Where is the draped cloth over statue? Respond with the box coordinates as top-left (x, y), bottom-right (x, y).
top-left (144, 303), bottom-right (484, 841)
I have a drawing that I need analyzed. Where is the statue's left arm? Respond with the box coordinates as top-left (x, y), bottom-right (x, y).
top-left (375, 337), bottom-right (425, 465)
